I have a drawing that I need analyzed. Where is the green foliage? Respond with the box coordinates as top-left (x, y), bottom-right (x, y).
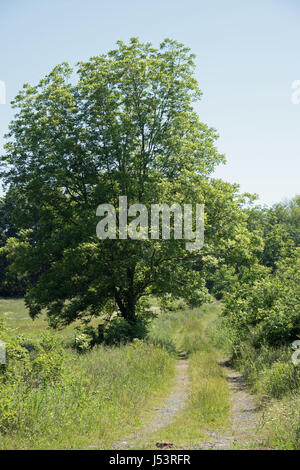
top-left (0, 191), bottom-right (27, 297)
top-left (219, 196), bottom-right (300, 352)
top-left (103, 316), bottom-right (148, 345)
top-left (73, 332), bottom-right (93, 353)
top-left (272, 196), bottom-right (300, 247)
top-left (223, 249), bottom-right (300, 349)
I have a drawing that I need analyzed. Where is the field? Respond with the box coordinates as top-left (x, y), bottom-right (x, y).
top-left (0, 298), bottom-right (175, 449)
top-left (0, 298), bottom-right (299, 450)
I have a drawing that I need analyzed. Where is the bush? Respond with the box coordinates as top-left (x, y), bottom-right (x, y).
top-left (223, 250), bottom-right (300, 349)
top-left (73, 332), bottom-right (93, 353)
top-left (103, 317), bottom-right (148, 345)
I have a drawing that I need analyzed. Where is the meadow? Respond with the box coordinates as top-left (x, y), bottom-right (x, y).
top-left (0, 299), bottom-right (230, 449)
top-left (0, 298), bottom-right (299, 450)
top-left (0, 298), bottom-right (175, 449)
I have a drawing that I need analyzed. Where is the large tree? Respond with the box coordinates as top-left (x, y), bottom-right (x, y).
top-left (1, 38), bottom-right (233, 331)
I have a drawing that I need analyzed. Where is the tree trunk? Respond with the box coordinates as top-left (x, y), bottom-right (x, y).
top-left (115, 290), bottom-right (137, 324)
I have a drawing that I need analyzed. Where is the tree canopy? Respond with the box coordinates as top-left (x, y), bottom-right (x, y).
top-left (1, 38), bottom-right (236, 334)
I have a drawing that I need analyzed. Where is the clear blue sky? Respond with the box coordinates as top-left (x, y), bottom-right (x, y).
top-left (0, 0), bottom-right (299, 205)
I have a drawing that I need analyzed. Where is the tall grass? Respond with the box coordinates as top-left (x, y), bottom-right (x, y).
top-left (261, 394), bottom-right (300, 449)
top-left (147, 309), bottom-right (187, 354)
top-left (0, 340), bottom-right (174, 449)
top-left (177, 305), bottom-right (230, 429)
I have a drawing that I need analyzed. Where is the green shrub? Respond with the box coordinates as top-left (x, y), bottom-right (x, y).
top-left (73, 332), bottom-right (93, 352)
top-left (104, 317), bottom-right (148, 345)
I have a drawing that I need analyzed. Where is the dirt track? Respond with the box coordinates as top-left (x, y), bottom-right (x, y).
top-left (196, 362), bottom-right (262, 449)
top-left (113, 359), bottom-right (262, 450)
